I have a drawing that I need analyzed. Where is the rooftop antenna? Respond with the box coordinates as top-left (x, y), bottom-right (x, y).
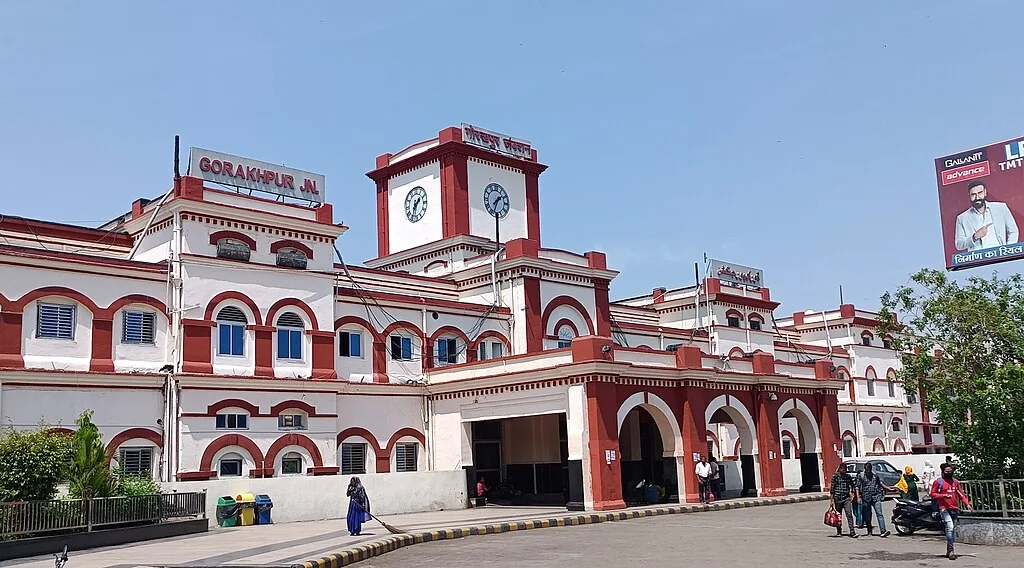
top-left (173, 135), bottom-right (181, 181)
top-left (839, 284), bottom-right (844, 305)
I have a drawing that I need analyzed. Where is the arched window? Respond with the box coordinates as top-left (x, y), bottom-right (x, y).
top-left (748, 313), bottom-right (764, 332)
top-left (557, 326), bottom-right (575, 349)
top-left (219, 452), bottom-right (244, 477)
top-left (886, 371), bottom-right (897, 398)
top-left (866, 368), bottom-right (877, 397)
top-left (861, 331), bottom-right (873, 347)
top-left (281, 451), bottom-right (304, 475)
top-left (871, 439), bottom-right (885, 454)
top-left (276, 312), bottom-right (305, 360)
top-left (217, 307), bottom-right (247, 356)
top-left (436, 335), bottom-right (459, 366)
top-left (842, 436), bottom-right (856, 458)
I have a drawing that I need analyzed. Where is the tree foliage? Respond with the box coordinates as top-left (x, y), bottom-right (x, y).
top-left (66, 411), bottom-right (117, 499)
top-left (0, 425), bottom-right (72, 502)
top-left (879, 268), bottom-right (1024, 479)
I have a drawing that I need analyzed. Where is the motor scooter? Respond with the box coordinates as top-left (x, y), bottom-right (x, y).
top-left (891, 498), bottom-right (944, 535)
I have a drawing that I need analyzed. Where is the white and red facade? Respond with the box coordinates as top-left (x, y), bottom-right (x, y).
top-left (0, 126), bottom-right (917, 513)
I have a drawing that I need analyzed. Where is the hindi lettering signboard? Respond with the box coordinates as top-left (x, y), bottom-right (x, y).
top-left (709, 259), bottom-right (763, 289)
top-left (935, 136), bottom-right (1024, 270)
top-left (187, 147), bottom-right (325, 204)
top-left (461, 124), bottom-right (534, 161)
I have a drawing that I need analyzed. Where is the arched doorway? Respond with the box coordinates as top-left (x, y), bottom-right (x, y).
top-left (616, 393), bottom-right (681, 506)
top-left (777, 398), bottom-right (823, 493)
top-left (705, 395), bottom-right (760, 497)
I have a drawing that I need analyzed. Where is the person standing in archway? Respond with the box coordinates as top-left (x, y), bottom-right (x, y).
top-left (695, 455), bottom-right (712, 504)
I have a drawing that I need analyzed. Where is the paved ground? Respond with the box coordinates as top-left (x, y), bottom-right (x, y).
top-left (358, 501), bottom-right (1020, 568)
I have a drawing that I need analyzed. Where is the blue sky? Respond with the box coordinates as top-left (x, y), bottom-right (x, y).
top-left (2, 1), bottom-right (1022, 314)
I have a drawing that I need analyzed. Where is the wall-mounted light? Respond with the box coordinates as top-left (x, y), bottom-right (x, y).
top-left (768, 393), bottom-right (778, 401)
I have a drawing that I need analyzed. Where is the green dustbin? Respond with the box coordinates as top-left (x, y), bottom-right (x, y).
top-left (216, 495), bottom-right (239, 527)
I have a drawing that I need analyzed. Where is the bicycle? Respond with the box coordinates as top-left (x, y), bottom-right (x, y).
top-left (54, 545), bottom-right (68, 568)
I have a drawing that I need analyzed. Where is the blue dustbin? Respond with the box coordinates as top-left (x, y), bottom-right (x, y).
top-left (255, 494), bottom-right (273, 525)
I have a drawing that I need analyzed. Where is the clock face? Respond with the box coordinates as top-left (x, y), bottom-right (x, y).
top-left (404, 186), bottom-right (427, 223)
top-left (483, 183), bottom-right (510, 219)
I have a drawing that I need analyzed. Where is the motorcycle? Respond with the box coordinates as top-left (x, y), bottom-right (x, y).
top-left (891, 498), bottom-right (945, 535)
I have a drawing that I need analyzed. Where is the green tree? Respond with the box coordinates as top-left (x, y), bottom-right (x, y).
top-left (879, 268), bottom-right (1024, 479)
top-left (66, 411), bottom-right (117, 499)
top-left (0, 425), bottom-right (72, 501)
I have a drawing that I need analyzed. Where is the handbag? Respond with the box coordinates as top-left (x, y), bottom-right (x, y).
top-left (824, 504), bottom-right (842, 528)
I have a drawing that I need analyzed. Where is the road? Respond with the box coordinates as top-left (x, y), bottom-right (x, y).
top-left (361, 501), bottom-right (1017, 568)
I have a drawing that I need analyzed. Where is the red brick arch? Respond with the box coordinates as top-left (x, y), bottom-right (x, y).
top-left (550, 318), bottom-right (580, 339)
top-left (269, 400), bottom-right (317, 417)
top-left (209, 230), bottom-right (256, 251)
top-left (204, 291), bottom-right (262, 326)
top-left (270, 239), bottom-right (314, 259)
top-left (106, 428), bottom-right (163, 457)
top-left (541, 296), bottom-right (595, 336)
top-left (264, 433), bottom-right (324, 470)
top-left (199, 434), bottom-right (265, 470)
top-left (335, 316), bottom-right (382, 342)
top-left (429, 326), bottom-right (471, 344)
top-left (207, 399), bottom-right (261, 416)
top-left (468, 330), bottom-right (511, 353)
top-left (780, 430), bottom-right (801, 458)
top-left (266, 298), bottom-right (319, 329)
top-left (14, 286), bottom-right (102, 314)
top-left (105, 295), bottom-right (167, 318)
top-left (385, 427), bottom-right (426, 453)
top-left (381, 321), bottom-right (424, 341)
top-left (337, 427), bottom-right (387, 473)
top-left (728, 347), bottom-right (746, 358)
top-left (725, 309), bottom-right (744, 320)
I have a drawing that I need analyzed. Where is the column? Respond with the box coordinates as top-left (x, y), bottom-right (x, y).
top-left (754, 388), bottom-right (787, 497)
top-left (817, 393), bottom-right (842, 490)
top-left (89, 317), bottom-right (115, 372)
top-left (679, 389), bottom-right (707, 503)
top-left (308, 330), bottom-right (338, 380)
top-left (0, 310), bottom-right (24, 368)
top-left (252, 325), bottom-right (275, 377)
top-left (181, 319), bottom-right (214, 374)
top-left (585, 380), bottom-right (625, 511)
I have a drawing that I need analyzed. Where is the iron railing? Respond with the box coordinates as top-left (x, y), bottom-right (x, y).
top-left (0, 491), bottom-right (206, 538)
top-left (960, 479), bottom-right (1024, 518)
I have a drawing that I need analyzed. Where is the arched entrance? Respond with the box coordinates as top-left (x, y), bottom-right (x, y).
top-left (705, 395), bottom-right (760, 497)
top-left (777, 398), bottom-right (823, 493)
top-left (616, 392), bottom-right (682, 505)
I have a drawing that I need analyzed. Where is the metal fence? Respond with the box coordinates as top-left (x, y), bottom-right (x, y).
top-left (960, 479), bottom-right (1024, 518)
top-left (0, 491), bottom-right (206, 538)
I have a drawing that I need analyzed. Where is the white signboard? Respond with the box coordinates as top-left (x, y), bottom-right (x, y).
top-left (187, 147), bottom-right (325, 203)
top-left (461, 123), bottom-right (533, 161)
top-left (709, 259), bottom-right (763, 288)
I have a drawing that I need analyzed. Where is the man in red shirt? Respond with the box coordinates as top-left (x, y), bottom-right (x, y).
top-left (929, 462), bottom-right (972, 559)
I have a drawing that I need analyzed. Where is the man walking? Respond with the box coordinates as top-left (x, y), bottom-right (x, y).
top-left (695, 455), bottom-right (712, 504)
top-left (830, 464), bottom-right (858, 538)
top-left (709, 457), bottom-right (720, 502)
top-left (857, 462), bottom-right (894, 537)
top-left (930, 462), bottom-right (972, 559)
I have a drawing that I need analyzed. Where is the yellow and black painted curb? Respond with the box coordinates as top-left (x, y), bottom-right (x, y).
top-left (293, 494), bottom-right (827, 568)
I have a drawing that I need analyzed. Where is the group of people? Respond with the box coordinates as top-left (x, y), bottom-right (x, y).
top-left (830, 459), bottom-right (972, 560)
top-left (695, 455), bottom-right (724, 504)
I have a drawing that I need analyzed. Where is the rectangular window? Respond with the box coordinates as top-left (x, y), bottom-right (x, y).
top-left (907, 392), bottom-right (918, 404)
top-left (842, 439), bottom-right (854, 458)
top-left (218, 324), bottom-right (245, 356)
top-left (883, 339), bottom-right (893, 349)
top-left (892, 421), bottom-right (901, 432)
top-left (887, 381), bottom-right (896, 398)
top-left (219, 459), bottom-right (242, 477)
top-left (491, 342), bottom-right (503, 359)
top-left (339, 331), bottom-right (362, 358)
top-left (749, 320), bottom-right (762, 331)
top-left (781, 439), bottom-right (792, 460)
top-left (395, 442), bottom-right (418, 472)
top-left (277, 329), bottom-right (303, 360)
top-left (390, 335), bottom-right (412, 361)
top-left (281, 456), bottom-right (303, 475)
top-left (341, 443), bottom-right (367, 475)
top-left (909, 425), bottom-right (919, 435)
top-left (118, 447), bottom-right (154, 476)
top-left (122, 311), bottom-right (156, 344)
top-left (278, 414), bottom-right (307, 430)
top-left (478, 342), bottom-right (489, 361)
top-left (726, 316), bottom-right (740, 328)
top-left (862, 337), bottom-right (871, 346)
top-left (867, 380), bottom-right (876, 397)
top-left (36, 303), bottom-right (76, 340)
top-left (437, 338), bottom-right (457, 366)
top-left (215, 413), bottom-right (248, 430)
top-left (931, 426), bottom-right (941, 435)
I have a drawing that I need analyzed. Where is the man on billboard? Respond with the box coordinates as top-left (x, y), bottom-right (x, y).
top-left (953, 181), bottom-right (1018, 252)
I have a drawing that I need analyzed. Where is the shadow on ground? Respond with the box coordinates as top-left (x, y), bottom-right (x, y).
top-left (847, 550), bottom-right (949, 562)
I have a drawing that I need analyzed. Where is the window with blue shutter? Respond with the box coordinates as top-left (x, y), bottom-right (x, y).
top-left (437, 337), bottom-right (457, 366)
top-left (276, 313), bottom-right (304, 360)
top-left (390, 335), bottom-right (412, 360)
top-left (122, 311), bottom-right (156, 344)
top-left (216, 306), bottom-right (247, 356)
top-left (339, 331), bottom-right (362, 358)
top-left (36, 303), bottom-right (76, 340)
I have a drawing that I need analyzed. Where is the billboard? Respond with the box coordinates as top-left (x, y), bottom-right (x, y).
top-left (187, 147), bottom-right (325, 204)
top-left (709, 259), bottom-right (763, 289)
top-left (936, 136), bottom-right (1024, 270)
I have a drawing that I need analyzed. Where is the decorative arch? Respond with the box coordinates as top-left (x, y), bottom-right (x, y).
top-left (776, 397), bottom-right (822, 453)
top-left (871, 438), bottom-right (885, 454)
top-left (429, 325), bottom-right (471, 345)
top-left (861, 330), bottom-right (875, 340)
top-left (748, 312), bottom-right (765, 323)
top-left (105, 295), bottom-right (167, 318)
top-left (724, 309), bottom-right (744, 320)
top-left (204, 291), bottom-right (262, 326)
top-left (893, 439), bottom-right (907, 453)
top-left (266, 298), bottom-right (319, 329)
top-left (468, 330), bottom-right (511, 353)
top-left (380, 321), bottom-right (424, 341)
top-left (869, 416), bottom-right (883, 425)
top-left (199, 434), bottom-right (265, 471)
top-left (550, 318), bottom-right (580, 338)
top-left (727, 347), bottom-right (746, 358)
top-left (865, 366), bottom-right (878, 379)
top-left (337, 427), bottom-right (383, 453)
top-left (615, 391), bottom-right (683, 457)
top-left (886, 368), bottom-right (897, 380)
top-left (209, 230), bottom-right (256, 251)
top-left (105, 428), bottom-right (163, 457)
top-left (207, 399), bottom-right (261, 417)
top-left (270, 239), bottom-right (314, 259)
top-left (841, 430), bottom-right (856, 440)
top-left (265, 433), bottom-right (324, 470)
top-left (541, 296), bottom-right (595, 336)
top-left (385, 427), bottom-right (426, 453)
top-left (706, 430), bottom-right (721, 457)
top-left (335, 315), bottom-right (382, 342)
top-left (705, 394), bottom-right (758, 455)
top-left (14, 286), bottom-right (102, 314)
top-left (269, 400), bottom-right (317, 417)
top-left (780, 430), bottom-right (801, 458)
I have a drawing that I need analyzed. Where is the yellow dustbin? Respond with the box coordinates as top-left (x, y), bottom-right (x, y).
top-left (235, 493), bottom-right (256, 526)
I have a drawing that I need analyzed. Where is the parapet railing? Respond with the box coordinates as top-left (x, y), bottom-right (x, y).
top-left (960, 479), bottom-right (1024, 518)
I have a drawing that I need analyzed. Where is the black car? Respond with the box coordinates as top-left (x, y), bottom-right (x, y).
top-left (842, 459), bottom-right (903, 497)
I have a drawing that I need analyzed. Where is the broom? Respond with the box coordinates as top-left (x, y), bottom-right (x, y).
top-left (355, 501), bottom-right (405, 534)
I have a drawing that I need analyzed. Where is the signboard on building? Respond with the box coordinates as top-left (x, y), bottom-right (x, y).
top-left (709, 259), bottom-right (763, 289)
top-left (461, 124), bottom-right (533, 161)
top-left (935, 135), bottom-right (1024, 270)
top-left (187, 147), bottom-right (325, 204)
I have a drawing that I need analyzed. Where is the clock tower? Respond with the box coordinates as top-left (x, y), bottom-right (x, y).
top-left (367, 125), bottom-right (547, 259)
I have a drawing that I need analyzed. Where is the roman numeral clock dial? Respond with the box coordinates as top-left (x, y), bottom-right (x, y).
top-left (405, 186), bottom-right (427, 222)
top-left (484, 183), bottom-right (510, 218)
